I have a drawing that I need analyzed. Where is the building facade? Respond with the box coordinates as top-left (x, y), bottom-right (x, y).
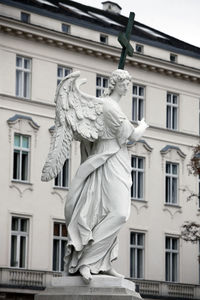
top-left (0, 0), bottom-right (200, 299)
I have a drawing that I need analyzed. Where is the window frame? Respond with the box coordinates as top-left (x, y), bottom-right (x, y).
top-left (100, 34), bottom-right (108, 44)
top-left (20, 12), bottom-right (30, 23)
top-left (166, 92), bottom-right (178, 130)
top-left (61, 23), bottom-right (70, 34)
top-left (135, 44), bottom-right (144, 54)
top-left (52, 221), bottom-right (68, 272)
top-left (10, 216), bottom-right (29, 269)
top-left (165, 235), bottom-right (179, 282)
top-left (130, 231), bottom-right (145, 279)
top-left (165, 162), bottom-right (179, 205)
top-left (16, 55), bottom-right (32, 99)
top-left (57, 65), bottom-right (72, 86)
top-left (54, 158), bottom-right (70, 189)
top-left (132, 84), bottom-right (145, 122)
top-left (131, 155), bottom-right (145, 201)
top-left (96, 74), bottom-right (109, 97)
top-left (13, 133), bottom-right (30, 183)
top-left (170, 53), bottom-right (178, 63)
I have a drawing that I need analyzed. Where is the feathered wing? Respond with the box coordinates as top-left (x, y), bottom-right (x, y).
top-left (41, 71), bottom-right (104, 182)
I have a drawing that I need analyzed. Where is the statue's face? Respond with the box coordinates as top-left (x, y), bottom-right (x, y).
top-left (115, 79), bottom-right (130, 96)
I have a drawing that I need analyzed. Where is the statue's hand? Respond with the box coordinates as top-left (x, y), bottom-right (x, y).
top-left (137, 118), bottom-right (149, 129)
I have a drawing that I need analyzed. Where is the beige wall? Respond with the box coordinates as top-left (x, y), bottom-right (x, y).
top-left (0, 3), bottom-right (200, 286)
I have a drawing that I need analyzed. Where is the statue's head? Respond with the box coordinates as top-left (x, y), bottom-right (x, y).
top-left (104, 69), bottom-right (131, 97)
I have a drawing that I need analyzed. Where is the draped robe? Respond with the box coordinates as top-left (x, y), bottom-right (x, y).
top-left (64, 96), bottom-right (134, 274)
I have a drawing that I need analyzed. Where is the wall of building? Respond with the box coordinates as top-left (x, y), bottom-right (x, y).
top-left (0, 2), bottom-right (200, 291)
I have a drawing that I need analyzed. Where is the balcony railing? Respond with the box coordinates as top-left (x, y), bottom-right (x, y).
top-left (0, 268), bottom-right (61, 292)
top-left (133, 279), bottom-right (200, 299)
top-left (0, 268), bottom-right (200, 299)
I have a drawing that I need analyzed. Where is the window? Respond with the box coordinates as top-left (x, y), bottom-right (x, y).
top-left (136, 44), bottom-right (144, 54)
top-left (21, 12), bottom-right (30, 23)
top-left (100, 34), bottom-right (108, 44)
top-left (166, 92), bottom-right (178, 130)
top-left (57, 66), bottom-right (71, 85)
top-left (130, 232), bottom-right (145, 278)
top-left (165, 162), bottom-right (178, 205)
top-left (165, 236), bottom-right (179, 282)
top-left (170, 53), bottom-right (177, 63)
top-left (53, 222), bottom-right (68, 271)
top-left (62, 23), bottom-right (70, 34)
top-left (13, 133), bottom-right (30, 182)
top-left (16, 56), bottom-right (31, 98)
top-left (132, 85), bottom-right (144, 121)
top-left (96, 75), bottom-right (108, 97)
top-left (131, 156), bottom-right (144, 200)
top-left (55, 159), bottom-right (69, 188)
top-left (10, 216), bottom-right (29, 268)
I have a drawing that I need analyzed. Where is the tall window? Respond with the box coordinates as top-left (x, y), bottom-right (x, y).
top-left (57, 66), bottom-right (71, 85)
top-left (130, 232), bottom-right (145, 278)
top-left (13, 134), bottom-right (30, 182)
top-left (131, 156), bottom-right (144, 200)
top-left (16, 56), bottom-right (31, 98)
top-left (96, 75), bottom-right (108, 97)
top-left (165, 236), bottom-right (179, 282)
top-left (165, 162), bottom-right (178, 205)
top-left (166, 92), bottom-right (178, 130)
top-left (55, 159), bottom-right (70, 188)
top-left (53, 222), bottom-right (68, 271)
top-left (132, 85), bottom-right (144, 121)
top-left (10, 216), bottom-right (29, 268)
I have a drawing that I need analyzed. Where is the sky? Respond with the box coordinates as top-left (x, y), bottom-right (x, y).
top-left (73, 0), bottom-right (200, 48)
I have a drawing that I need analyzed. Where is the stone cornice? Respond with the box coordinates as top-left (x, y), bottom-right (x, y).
top-left (0, 16), bottom-right (200, 84)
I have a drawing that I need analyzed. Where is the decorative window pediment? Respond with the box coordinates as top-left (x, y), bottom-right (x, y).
top-left (128, 139), bottom-right (153, 153)
top-left (7, 114), bottom-right (40, 131)
top-left (7, 114), bottom-right (39, 187)
top-left (160, 145), bottom-right (186, 159)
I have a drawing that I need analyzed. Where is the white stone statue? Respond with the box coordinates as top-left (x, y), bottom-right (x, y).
top-left (41, 69), bottom-right (148, 283)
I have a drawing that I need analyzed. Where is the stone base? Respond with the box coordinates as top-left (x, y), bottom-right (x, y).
top-left (35, 275), bottom-right (142, 299)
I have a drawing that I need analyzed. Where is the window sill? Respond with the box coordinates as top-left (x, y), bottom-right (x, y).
top-left (16, 95), bottom-right (31, 100)
top-left (53, 186), bottom-right (69, 191)
top-left (11, 180), bottom-right (33, 186)
top-left (166, 128), bottom-right (178, 132)
top-left (9, 266), bottom-right (27, 269)
top-left (131, 198), bottom-right (147, 203)
top-left (164, 203), bottom-right (181, 209)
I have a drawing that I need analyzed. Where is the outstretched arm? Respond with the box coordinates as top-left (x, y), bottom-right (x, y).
top-left (129, 118), bottom-right (149, 142)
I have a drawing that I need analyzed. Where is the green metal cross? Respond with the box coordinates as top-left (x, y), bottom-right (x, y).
top-left (118, 12), bottom-right (135, 69)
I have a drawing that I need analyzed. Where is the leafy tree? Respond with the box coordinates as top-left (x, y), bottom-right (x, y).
top-left (181, 145), bottom-right (200, 242)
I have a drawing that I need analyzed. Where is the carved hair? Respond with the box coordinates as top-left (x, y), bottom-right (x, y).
top-left (103, 69), bottom-right (132, 96)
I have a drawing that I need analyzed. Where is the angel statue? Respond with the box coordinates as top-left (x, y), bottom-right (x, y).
top-left (41, 69), bottom-right (148, 283)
